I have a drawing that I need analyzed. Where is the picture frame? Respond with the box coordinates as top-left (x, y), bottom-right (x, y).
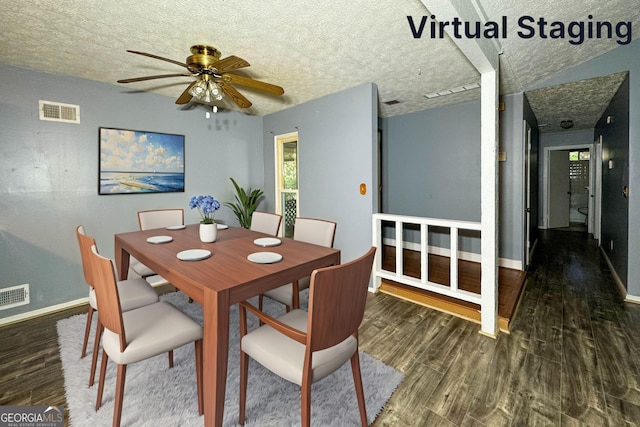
top-left (98, 127), bottom-right (185, 195)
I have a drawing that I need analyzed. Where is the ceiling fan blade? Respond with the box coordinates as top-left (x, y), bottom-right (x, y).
top-left (219, 82), bottom-right (252, 108)
top-left (175, 81), bottom-right (197, 104)
top-left (117, 73), bottom-right (192, 83)
top-left (212, 55), bottom-right (250, 73)
top-left (126, 50), bottom-right (190, 69)
top-left (225, 74), bottom-right (284, 95)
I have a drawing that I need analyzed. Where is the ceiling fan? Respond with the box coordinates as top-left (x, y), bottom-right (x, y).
top-left (117, 45), bottom-right (284, 109)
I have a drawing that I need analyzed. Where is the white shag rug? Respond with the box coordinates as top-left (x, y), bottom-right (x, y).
top-left (57, 291), bottom-right (403, 426)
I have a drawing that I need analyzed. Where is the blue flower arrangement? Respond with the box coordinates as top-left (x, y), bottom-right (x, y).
top-left (189, 195), bottom-right (221, 224)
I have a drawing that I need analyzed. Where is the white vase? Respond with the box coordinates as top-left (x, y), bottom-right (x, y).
top-left (199, 223), bottom-right (217, 243)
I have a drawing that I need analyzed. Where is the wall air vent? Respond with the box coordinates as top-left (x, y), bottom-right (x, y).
top-left (39, 100), bottom-right (80, 124)
top-left (0, 284), bottom-right (30, 311)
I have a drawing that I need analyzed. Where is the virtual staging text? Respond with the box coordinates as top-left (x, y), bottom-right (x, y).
top-left (408, 15), bottom-right (632, 46)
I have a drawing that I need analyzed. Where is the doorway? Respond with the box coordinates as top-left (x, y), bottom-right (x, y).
top-left (543, 144), bottom-right (596, 234)
top-left (274, 132), bottom-right (299, 238)
top-left (569, 149), bottom-right (591, 227)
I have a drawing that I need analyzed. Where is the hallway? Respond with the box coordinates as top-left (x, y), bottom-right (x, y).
top-left (364, 229), bottom-right (640, 426)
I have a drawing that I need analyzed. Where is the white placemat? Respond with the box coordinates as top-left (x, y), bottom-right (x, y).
top-left (254, 237), bottom-right (282, 247)
top-left (177, 249), bottom-right (212, 261)
top-left (166, 225), bottom-right (186, 230)
top-left (146, 235), bottom-right (173, 244)
top-left (247, 252), bottom-right (283, 264)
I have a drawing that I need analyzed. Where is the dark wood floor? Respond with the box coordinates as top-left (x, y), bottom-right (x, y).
top-left (365, 229), bottom-right (640, 426)
top-left (2, 229), bottom-right (640, 426)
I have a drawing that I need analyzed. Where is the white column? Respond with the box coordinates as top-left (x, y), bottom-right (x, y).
top-left (420, 0), bottom-right (501, 336)
top-left (480, 68), bottom-right (499, 337)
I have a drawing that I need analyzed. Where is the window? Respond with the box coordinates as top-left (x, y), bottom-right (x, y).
top-left (569, 150), bottom-right (590, 161)
top-left (569, 149), bottom-right (590, 218)
top-left (275, 132), bottom-right (298, 238)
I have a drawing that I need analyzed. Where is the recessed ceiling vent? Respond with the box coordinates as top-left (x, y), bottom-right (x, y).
top-left (39, 100), bottom-right (80, 124)
top-left (425, 82), bottom-right (480, 99)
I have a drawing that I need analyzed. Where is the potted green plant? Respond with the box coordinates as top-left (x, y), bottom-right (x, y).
top-left (225, 177), bottom-right (264, 229)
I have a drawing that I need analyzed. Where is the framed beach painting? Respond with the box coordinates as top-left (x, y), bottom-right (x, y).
top-left (98, 127), bottom-right (185, 195)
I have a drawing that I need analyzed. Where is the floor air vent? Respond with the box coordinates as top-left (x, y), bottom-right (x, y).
top-left (0, 284), bottom-right (30, 311)
top-left (39, 100), bottom-right (80, 124)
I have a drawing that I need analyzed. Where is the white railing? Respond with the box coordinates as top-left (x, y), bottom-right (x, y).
top-left (371, 213), bottom-right (482, 305)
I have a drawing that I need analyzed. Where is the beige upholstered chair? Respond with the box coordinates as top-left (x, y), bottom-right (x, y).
top-left (261, 217), bottom-right (336, 310)
top-left (130, 209), bottom-right (184, 285)
top-left (138, 208), bottom-right (184, 230)
top-left (76, 226), bottom-right (159, 387)
top-left (89, 244), bottom-right (204, 427)
top-left (249, 211), bottom-right (282, 236)
top-left (239, 247), bottom-right (376, 427)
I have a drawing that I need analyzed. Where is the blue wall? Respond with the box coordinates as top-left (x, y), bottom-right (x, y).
top-left (0, 62), bottom-right (263, 318)
top-left (0, 63), bottom-right (378, 321)
top-left (381, 101), bottom-right (481, 221)
top-left (262, 83), bottom-right (378, 265)
top-left (379, 101), bottom-right (484, 256)
top-left (380, 96), bottom-right (528, 265)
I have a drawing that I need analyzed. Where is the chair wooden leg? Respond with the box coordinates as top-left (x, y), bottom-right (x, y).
top-left (350, 352), bottom-right (368, 427)
top-left (89, 321), bottom-right (104, 387)
top-left (195, 340), bottom-right (203, 416)
top-left (239, 305), bottom-right (249, 424)
top-left (95, 348), bottom-right (108, 411)
top-left (301, 378), bottom-right (311, 427)
top-left (239, 350), bottom-right (249, 425)
top-left (168, 350), bottom-right (174, 368)
top-left (81, 306), bottom-right (95, 358)
top-left (113, 364), bottom-right (127, 427)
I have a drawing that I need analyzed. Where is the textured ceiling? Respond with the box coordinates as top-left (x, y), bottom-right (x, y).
top-left (526, 72), bottom-right (628, 133)
top-left (0, 0), bottom-right (638, 126)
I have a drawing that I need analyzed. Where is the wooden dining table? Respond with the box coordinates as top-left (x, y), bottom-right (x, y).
top-left (113, 224), bottom-right (340, 426)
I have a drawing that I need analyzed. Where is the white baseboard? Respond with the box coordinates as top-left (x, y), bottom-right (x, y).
top-left (383, 238), bottom-right (523, 271)
top-left (0, 297), bottom-right (88, 327)
top-left (625, 294), bottom-right (640, 304)
top-left (599, 246), bottom-right (629, 301)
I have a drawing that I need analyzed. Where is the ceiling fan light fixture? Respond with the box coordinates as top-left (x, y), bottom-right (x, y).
top-left (119, 45), bottom-right (283, 109)
top-left (560, 119), bottom-right (574, 129)
top-left (189, 79), bottom-right (223, 103)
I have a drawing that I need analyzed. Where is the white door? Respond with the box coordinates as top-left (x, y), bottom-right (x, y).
top-left (523, 121), bottom-right (532, 267)
top-left (548, 150), bottom-right (570, 228)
